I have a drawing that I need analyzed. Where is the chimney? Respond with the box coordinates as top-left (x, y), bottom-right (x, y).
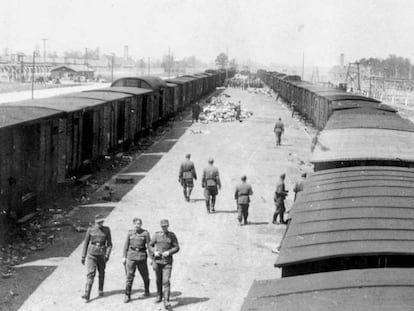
top-left (124, 45), bottom-right (128, 61)
top-left (340, 53), bottom-right (344, 67)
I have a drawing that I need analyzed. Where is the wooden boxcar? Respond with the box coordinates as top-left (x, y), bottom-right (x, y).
top-left (111, 76), bottom-right (168, 124)
top-left (311, 106), bottom-right (414, 170)
top-left (275, 166), bottom-right (414, 277)
top-left (242, 268), bottom-right (414, 311)
top-left (91, 87), bottom-right (154, 136)
top-left (0, 106), bottom-right (65, 217)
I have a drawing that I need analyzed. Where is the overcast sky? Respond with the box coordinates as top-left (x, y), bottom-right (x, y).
top-left (1, 0), bottom-right (414, 68)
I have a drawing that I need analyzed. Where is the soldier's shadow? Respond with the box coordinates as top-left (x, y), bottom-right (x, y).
top-left (169, 291), bottom-right (210, 309)
top-left (213, 210), bottom-right (237, 214)
top-left (189, 198), bottom-right (206, 203)
top-left (88, 289), bottom-right (142, 302)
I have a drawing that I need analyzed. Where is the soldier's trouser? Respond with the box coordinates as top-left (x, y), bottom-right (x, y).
top-left (273, 210), bottom-right (285, 224)
top-left (126, 259), bottom-right (149, 294)
top-left (275, 132), bottom-right (282, 145)
top-left (237, 204), bottom-right (249, 223)
top-left (153, 263), bottom-right (172, 301)
top-left (86, 255), bottom-right (106, 289)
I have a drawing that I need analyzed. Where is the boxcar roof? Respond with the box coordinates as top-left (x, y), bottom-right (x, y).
top-left (325, 108), bottom-right (413, 131)
top-left (241, 268), bottom-right (414, 311)
top-left (63, 91), bottom-right (130, 101)
top-left (91, 87), bottom-right (153, 96)
top-left (311, 128), bottom-right (414, 163)
top-left (166, 83), bottom-right (177, 88)
top-left (165, 78), bottom-right (188, 84)
top-left (275, 166), bottom-right (414, 266)
top-left (111, 76), bottom-right (167, 90)
top-left (331, 100), bottom-right (395, 112)
top-left (5, 96), bottom-right (106, 112)
top-left (321, 92), bottom-right (380, 102)
top-left (0, 105), bottom-right (61, 128)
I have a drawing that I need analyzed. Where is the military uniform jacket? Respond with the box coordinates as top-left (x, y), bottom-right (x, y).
top-left (149, 231), bottom-right (180, 265)
top-left (274, 121), bottom-right (284, 133)
top-left (275, 181), bottom-right (288, 200)
top-left (235, 182), bottom-right (253, 204)
top-left (179, 160), bottom-right (197, 181)
top-left (123, 229), bottom-right (151, 261)
top-left (202, 165), bottom-right (221, 188)
top-left (82, 225), bottom-right (112, 259)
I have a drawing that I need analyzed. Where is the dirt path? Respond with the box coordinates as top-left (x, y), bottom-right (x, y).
top-left (16, 88), bottom-right (312, 311)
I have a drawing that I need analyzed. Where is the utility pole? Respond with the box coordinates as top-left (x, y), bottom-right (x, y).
top-left (301, 51), bottom-right (305, 80)
top-left (111, 53), bottom-right (114, 82)
top-left (84, 48), bottom-right (88, 66)
top-left (41, 38), bottom-right (47, 62)
top-left (168, 47), bottom-right (171, 78)
top-left (148, 57), bottom-right (150, 75)
top-left (226, 47), bottom-right (229, 82)
top-left (31, 51), bottom-right (36, 99)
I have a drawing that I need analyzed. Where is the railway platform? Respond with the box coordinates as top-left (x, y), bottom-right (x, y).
top-left (16, 87), bottom-right (312, 311)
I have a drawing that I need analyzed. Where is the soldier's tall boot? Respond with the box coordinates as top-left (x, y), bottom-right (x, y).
top-left (98, 276), bottom-right (104, 297)
top-left (143, 279), bottom-right (150, 297)
top-left (155, 279), bottom-right (163, 303)
top-left (205, 199), bottom-right (210, 213)
top-left (163, 287), bottom-right (171, 309)
top-left (81, 281), bottom-right (92, 302)
top-left (124, 281), bottom-right (132, 303)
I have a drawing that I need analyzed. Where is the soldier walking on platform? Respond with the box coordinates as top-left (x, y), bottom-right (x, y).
top-left (81, 214), bottom-right (112, 302)
top-left (179, 153), bottom-right (197, 202)
top-left (149, 219), bottom-right (180, 310)
top-left (293, 172), bottom-right (307, 201)
top-left (273, 118), bottom-right (284, 146)
top-left (122, 218), bottom-right (151, 303)
top-left (273, 174), bottom-right (289, 224)
top-left (235, 175), bottom-right (253, 226)
top-left (192, 102), bottom-right (201, 123)
top-left (202, 158), bottom-right (221, 213)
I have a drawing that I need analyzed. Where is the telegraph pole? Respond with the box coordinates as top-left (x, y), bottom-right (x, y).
top-left (301, 51), bottom-right (305, 80)
top-left (84, 48), bottom-right (88, 66)
top-left (148, 57), bottom-right (150, 75)
top-left (226, 47), bottom-right (229, 82)
top-left (41, 38), bottom-right (47, 62)
top-left (111, 53), bottom-right (114, 82)
top-left (31, 51), bottom-right (35, 99)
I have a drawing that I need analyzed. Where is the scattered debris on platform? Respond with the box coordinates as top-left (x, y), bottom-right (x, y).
top-left (200, 95), bottom-right (253, 123)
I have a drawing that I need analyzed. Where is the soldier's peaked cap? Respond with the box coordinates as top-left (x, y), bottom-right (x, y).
top-left (160, 219), bottom-right (169, 226)
top-left (95, 214), bottom-right (105, 223)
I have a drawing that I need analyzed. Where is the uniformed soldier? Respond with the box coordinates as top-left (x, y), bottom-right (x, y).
top-left (178, 154), bottom-right (197, 202)
top-left (81, 214), bottom-right (112, 302)
top-left (149, 219), bottom-right (180, 310)
top-left (192, 102), bottom-right (201, 123)
top-left (234, 175), bottom-right (253, 225)
top-left (202, 158), bottom-right (221, 213)
top-left (273, 118), bottom-right (284, 146)
top-left (293, 172), bottom-right (307, 201)
top-left (122, 218), bottom-right (151, 303)
top-left (272, 174), bottom-right (288, 224)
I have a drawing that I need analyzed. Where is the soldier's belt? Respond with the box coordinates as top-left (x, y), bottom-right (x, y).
top-left (130, 247), bottom-right (146, 251)
top-left (91, 242), bottom-right (104, 246)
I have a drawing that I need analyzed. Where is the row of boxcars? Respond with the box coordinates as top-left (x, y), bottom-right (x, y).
top-left (242, 70), bottom-right (414, 310)
top-left (0, 69), bottom-right (235, 219)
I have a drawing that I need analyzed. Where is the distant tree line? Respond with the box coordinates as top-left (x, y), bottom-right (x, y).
top-left (358, 54), bottom-right (414, 79)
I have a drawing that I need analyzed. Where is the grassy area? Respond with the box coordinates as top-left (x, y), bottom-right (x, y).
top-left (0, 82), bottom-right (83, 94)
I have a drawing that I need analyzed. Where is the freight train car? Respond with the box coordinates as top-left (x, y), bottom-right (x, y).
top-left (242, 268), bottom-right (414, 311)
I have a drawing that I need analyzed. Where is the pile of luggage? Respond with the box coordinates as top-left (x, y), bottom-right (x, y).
top-left (200, 95), bottom-right (253, 123)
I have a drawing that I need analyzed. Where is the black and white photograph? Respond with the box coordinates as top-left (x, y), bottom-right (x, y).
top-left (1, 0), bottom-right (414, 310)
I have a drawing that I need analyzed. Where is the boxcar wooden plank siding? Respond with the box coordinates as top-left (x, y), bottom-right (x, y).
top-left (276, 167), bottom-right (414, 268)
top-left (241, 269), bottom-right (414, 311)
